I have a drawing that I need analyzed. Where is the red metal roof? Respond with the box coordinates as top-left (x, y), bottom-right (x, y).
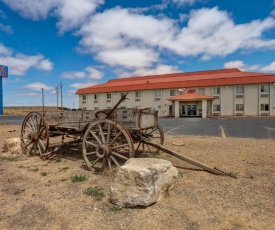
top-left (75, 68), bottom-right (275, 95)
top-left (168, 90), bottom-right (215, 101)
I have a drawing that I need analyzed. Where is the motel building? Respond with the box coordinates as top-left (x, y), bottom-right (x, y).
top-left (76, 68), bottom-right (275, 118)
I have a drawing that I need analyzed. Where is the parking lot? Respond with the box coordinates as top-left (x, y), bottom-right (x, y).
top-left (0, 115), bottom-right (275, 139)
top-left (159, 117), bottom-right (275, 139)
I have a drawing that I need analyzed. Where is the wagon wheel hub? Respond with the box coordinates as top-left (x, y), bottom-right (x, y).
top-left (27, 133), bottom-right (39, 142)
top-left (96, 144), bottom-right (111, 158)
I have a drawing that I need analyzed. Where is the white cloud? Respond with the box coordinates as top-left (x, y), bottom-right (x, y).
top-left (172, 0), bottom-right (197, 6)
top-left (70, 82), bottom-right (98, 89)
top-left (0, 43), bottom-right (53, 75)
top-left (0, 43), bottom-right (12, 55)
top-left (1, 0), bottom-right (103, 33)
top-left (1, 0), bottom-right (56, 20)
top-left (14, 92), bottom-right (40, 96)
top-left (0, 52), bottom-right (53, 75)
top-left (56, 0), bottom-right (104, 34)
top-left (96, 47), bottom-right (159, 68)
top-left (61, 71), bottom-right (86, 79)
top-left (0, 23), bottom-right (13, 34)
top-left (224, 60), bottom-right (261, 72)
top-left (224, 60), bottom-right (246, 70)
top-left (260, 61), bottom-right (275, 72)
top-left (179, 13), bottom-right (188, 22)
top-left (85, 67), bottom-right (104, 79)
top-left (78, 7), bottom-right (275, 71)
top-left (36, 58), bottom-right (53, 71)
top-left (119, 64), bottom-right (179, 78)
top-left (61, 67), bottom-right (103, 80)
top-left (78, 7), bottom-right (175, 68)
top-left (24, 82), bottom-right (54, 91)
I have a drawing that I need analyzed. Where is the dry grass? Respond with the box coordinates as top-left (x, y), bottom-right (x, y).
top-left (3, 106), bottom-right (60, 115)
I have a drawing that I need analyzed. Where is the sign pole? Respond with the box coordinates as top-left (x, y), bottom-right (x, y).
top-left (0, 65), bottom-right (8, 115)
top-left (0, 77), bottom-right (3, 115)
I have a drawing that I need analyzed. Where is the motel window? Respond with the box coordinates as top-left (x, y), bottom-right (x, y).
top-left (198, 88), bottom-right (205, 94)
top-left (135, 91), bottom-right (141, 98)
top-left (213, 105), bottom-right (220, 111)
top-left (83, 107), bottom-right (86, 110)
top-left (94, 107), bottom-right (98, 110)
top-left (236, 85), bottom-right (244, 94)
top-left (82, 101), bottom-right (86, 104)
top-left (82, 95), bottom-right (86, 100)
top-left (260, 104), bottom-right (269, 111)
top-left (212, 87), bottom-right (220, 95)
top-left (155, 90), bottom-right (161, 97)
top-left (236, 104), bottom-right (244, 111)
top-left (158, 105), bottom-right (161, 110)
top-left (94, 94), bottom-right (98, 100)
top-left (107, 107), bottom-right (111, 109)
top-left (107, 93), bottom-right (112, 99)
top-left (170, 89), bottom-right (176, 96)
top-left (260, 84), bottom-right (269, 93)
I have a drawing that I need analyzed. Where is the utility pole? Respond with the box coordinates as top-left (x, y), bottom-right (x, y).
top-left (55, 86), bottom-right (59, 109)
top-left (59, 82), bottom-right (63, 108)
top-left (41, 88), bottom-right (44, 115)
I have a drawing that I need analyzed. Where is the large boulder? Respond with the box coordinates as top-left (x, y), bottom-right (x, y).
top-left (110, 158), bottom-right (178, 207)
top-left (2, 137), bottom-right (21, 154)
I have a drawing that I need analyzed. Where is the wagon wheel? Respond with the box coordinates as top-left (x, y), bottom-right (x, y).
top-left (20, 112), bottom-right (49, 157)
top-left (83, 119), bottom-right (134, 172)
top-left (135, 124), bottom-right (164, 155)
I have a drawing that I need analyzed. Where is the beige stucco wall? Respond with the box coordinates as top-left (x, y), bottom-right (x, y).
top-left (244, 84), bottom-right (258, 115)
top-left (220, 86), bottom-right (234, 115)
top-left (79, 82), bottom-right (275, 117)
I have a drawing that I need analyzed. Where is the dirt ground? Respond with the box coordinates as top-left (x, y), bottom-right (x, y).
top-left (0, 124), bottom-right (274, 230)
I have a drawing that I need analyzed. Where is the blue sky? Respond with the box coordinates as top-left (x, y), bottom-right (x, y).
top-left (0, 0), bottom-right (275, 108)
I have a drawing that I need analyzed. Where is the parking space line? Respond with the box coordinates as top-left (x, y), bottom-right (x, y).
top-left (264, 127), bottom-right (275, 132)
top-left (220, 126), bottom-right (226, 138)
top-left (165, 124), bottom-right (185, 134)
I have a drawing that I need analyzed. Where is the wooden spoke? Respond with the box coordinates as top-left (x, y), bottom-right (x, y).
top-left (91, 157), bottom-right (100, 168)
top-left (110, 155), bottom-right (120, 167)
top-left (112, 151), bottom-right (129, 161)
top-left (20, 112), bottom-right (49, 156)
top-left (135, 125), bottom-right (164, 155)
top-left (107, 123), bottom-right (111, 144)
top-left (107, 158), bottom-right (112, 170)
top-left (98, 123), bottom-right (106, 144)
top-left (85, 140), bottom-right (98, 148)
top-left (89, 130), bottom-right (102, 144)
top-left (109, 131), bottom-right (122, 146)
top-left (85, 151), bottom-right (96, 156)
top-left (82, 119), bottom-right (134, 172)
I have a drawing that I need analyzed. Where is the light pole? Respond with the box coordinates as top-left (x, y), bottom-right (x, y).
top-left (55, 86), bottom-right (59, 110)
top-left (41, 88), bottom-right (44, 115)
top-left (59, 82), bottom-right (63, 108)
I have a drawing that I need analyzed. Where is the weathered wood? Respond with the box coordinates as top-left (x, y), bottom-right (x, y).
top-left (141, 138), bottom-right (229, 176)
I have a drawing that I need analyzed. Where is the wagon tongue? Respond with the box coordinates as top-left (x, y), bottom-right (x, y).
top-left (140, 136), bottom-right (237, 178)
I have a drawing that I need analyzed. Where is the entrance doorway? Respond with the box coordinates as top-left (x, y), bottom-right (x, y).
top-left (187, 104), bottom-right (197, 116)
top-left (181, 105), bottom-right (186, 116)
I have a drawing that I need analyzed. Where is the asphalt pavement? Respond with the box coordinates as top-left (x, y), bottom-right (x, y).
top-left (0, 115), bottom-right (275, 139)
top-left (159, 117), bottom-right (275, 139)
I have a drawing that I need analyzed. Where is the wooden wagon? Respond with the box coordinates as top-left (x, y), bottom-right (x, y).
top-left (20, 94), bottom-right (235, 177)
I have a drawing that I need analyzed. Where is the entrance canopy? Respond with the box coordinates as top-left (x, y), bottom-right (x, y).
top-left (168, 90), bottom-right (215, 101)
top-left (167, 90), bottom-right (215, 118)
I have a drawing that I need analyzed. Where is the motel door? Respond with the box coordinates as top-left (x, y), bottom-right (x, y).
top-left (181, 105), bottom-right (186, 116)
top-left (187, 104), bottom-right (197, 116)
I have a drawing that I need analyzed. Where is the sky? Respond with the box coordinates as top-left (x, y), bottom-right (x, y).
top-left (0, 0), bottom-right (275, 108)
